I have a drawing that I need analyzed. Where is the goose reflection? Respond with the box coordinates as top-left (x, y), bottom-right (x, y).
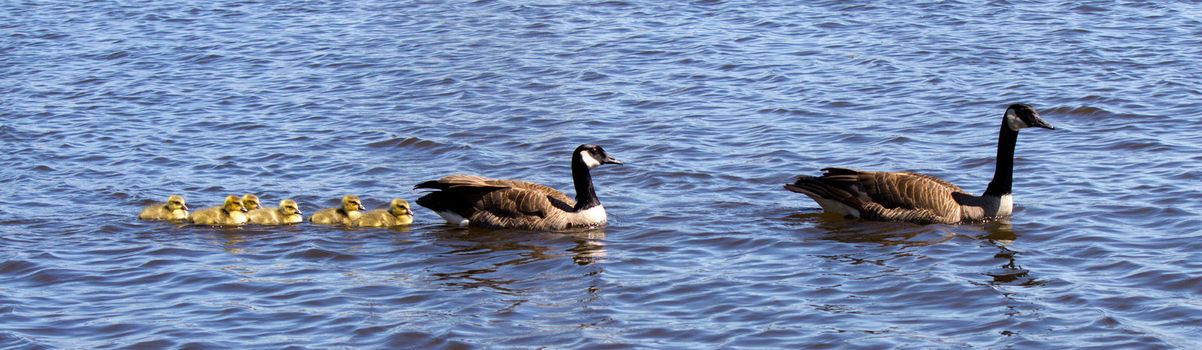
top-left (427, 227), bottom-right (607, 293)
top-left (789, 212), bottom-right (956, 246)
top-left (790, 212), bottom-right (1039, 286)
top-left (979, 221), bottom-right (1040, 286)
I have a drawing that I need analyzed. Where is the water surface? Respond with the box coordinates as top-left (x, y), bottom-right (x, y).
top-left (3, 1), bottom-right (1202, 348)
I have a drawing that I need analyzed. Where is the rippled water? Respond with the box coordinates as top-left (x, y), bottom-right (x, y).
top-left (3, 1), bottom-right (1202, 348)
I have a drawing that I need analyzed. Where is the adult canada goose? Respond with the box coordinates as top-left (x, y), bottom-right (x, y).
top-left (137, 194), bottom-right (190, 221)
top-left (241, 194), bottom-right (261, 211)
top-left (414, 144), bottom-right (622, 230)
top-left (352, 198), bottom-right (414, 227)
top-left (310, 195), bottom-right (365, 225)
top-left (247, 199), bottom-right (304, 225)
top-left (785, 103), bottom-right (1055, 224)
top-left (189, 195), bottom-right (249, 226)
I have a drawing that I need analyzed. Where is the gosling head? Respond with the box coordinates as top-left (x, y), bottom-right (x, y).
top-left (341, 195), bottom-right (365, 212)
top-left (1004, 103), bottom-right (1055, 131)
top-left (241, 194), bottom-right (261, 211)
top-left (279, 199), bottom-right (302, 216)
top-left (389, 198), bottom-right (413, 217)
top-left (222, 195), bottom-right (247, 213)
top-left (166, 195), bottom-right (189, 212)
top-left (574, 144), bottom-right (623, 169)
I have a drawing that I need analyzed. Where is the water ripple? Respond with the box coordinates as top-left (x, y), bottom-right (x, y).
top-left (2, 0), bottom-right (1201, 348)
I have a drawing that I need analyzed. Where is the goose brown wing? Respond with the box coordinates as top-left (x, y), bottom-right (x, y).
top-left (470, 177), bottom-right (574, 204)
top-left (467, 186), bottom-right (574, 227)
top-left (822, 167), bottom-right (963, 209)
top-left (415, 174), bottom-right (574, 204)
top-left (415, 174), bottom-right (576, 227)
top-left (813, 167), bottom-right (965, 223)
top-left (414, 174), bottom-right (509, 191)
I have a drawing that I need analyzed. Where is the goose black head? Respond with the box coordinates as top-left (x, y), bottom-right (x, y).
top-left (575, 144), bottom-right (622, 169)
top-left (1004, 103), bottom-right (1055, 131)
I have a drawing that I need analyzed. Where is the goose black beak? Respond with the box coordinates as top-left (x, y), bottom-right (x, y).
top-left (182, 205), bottom-right (189, 211)
top-left (603, 156), bottom-right (623, 165)
top-left (1030, 114), bottom-right (1056, 130)
top-left (241, 207), bottom-right (249, 212)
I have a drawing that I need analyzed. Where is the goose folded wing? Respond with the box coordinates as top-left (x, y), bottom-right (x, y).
top-left (827, 170), bottom-right (964, 223)
top-left (415, 174), bottom-right (510, 191)
top-left (476, 187), bottom-right (558, 218)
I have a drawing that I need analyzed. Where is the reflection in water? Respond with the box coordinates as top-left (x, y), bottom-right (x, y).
top-left (209, 226), bottom-right (248, 255)
top-left (980, 221), bottom-right (1041, 287)
top-left (791, 213), bottom-right (1040, 286)
top-left (788, 212), bottom-right (956, 246)
top-left (980, 220), bottom-right (1017, 245)
top-left (427, 228), bottom-right (607, 293)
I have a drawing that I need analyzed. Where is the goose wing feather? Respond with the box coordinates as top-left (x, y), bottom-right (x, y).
top-left (470, 187), bottom-right (575, 228)
top-left (793, 167), bottom-right (967, 223)
top-left (416, 174), bottom-right (577, 229)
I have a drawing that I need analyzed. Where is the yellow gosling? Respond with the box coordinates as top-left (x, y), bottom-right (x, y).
top-left (247, 199), bottom-right (304, 225)
top-left (352, 198), bottom-right (414, 227)
top-left (190, 195), bottom-right (248, 226)
top-left (310, 195), bottom-right (364, 226)
top-left (138, 195), bottom-right (190, 221)
top-left (241, 194), bottom-right (261, 211)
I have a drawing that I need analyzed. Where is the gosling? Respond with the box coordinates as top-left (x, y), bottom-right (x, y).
top-left (352, 198), bottom-right (414, 227)
top-left (310, 195), bottom-right (365, 226)
top-left (241, 194), bottom-right (261, 211)
top-left (190, 195), bottom-right (249, 226)
top-left (138, 195), bottom-right (190, 221)
top-left (247, 199), bottom-right (304, 225)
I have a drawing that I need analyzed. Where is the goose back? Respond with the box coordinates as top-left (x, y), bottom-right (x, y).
top-left (787, 167), bottom-right (967, 224)
top-left (416, 174), bottom-right (595, 230)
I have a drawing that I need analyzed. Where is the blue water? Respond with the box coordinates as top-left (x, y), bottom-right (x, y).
top-left (3, 1), bottom-right (1202, 348)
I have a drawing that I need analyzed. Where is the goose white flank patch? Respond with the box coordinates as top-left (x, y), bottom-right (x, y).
top-left (785, 103), bottom-right (1054, 224)
top-left (414, 144), bottom-right (622, 231)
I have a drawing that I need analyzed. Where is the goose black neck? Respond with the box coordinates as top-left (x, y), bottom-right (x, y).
top-left (571, 155), bottom-right (601, 211)
top-left (984, 123), bottom-right (1018, 197)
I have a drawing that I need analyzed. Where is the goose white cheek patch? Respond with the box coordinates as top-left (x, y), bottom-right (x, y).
top-left (580, 151), bottom-right (602, 168)
top-left (1005, 110), bottom-right (1028, 131)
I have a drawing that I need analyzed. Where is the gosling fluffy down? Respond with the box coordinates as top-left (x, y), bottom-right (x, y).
top-left (247, 199), bottom-right (304, 225)
top-left (241, 194), bottom-right (261, 211)
top-left (352, 198), bottom-right (414, 227)
top-left (138, 195), bottom-right (190, 221)
top-left (190, 195), bottom-right (249, 226)
top-left (310, 195), bottom-right (365, 226)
